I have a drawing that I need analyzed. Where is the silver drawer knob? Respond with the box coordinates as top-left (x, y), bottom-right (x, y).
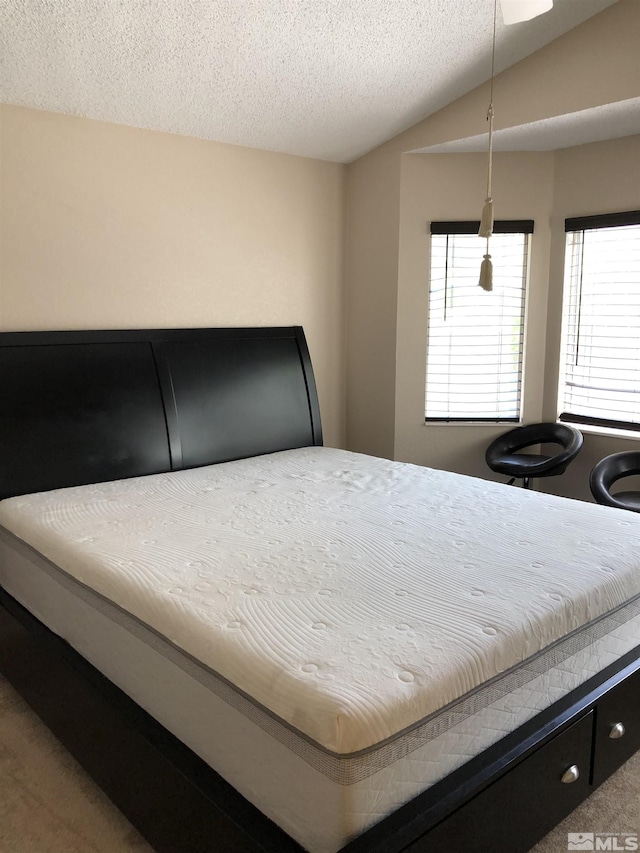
top-left (561, 764), bottom-right (580, 784)
top-left (609, 722), bottom-right (626, 739)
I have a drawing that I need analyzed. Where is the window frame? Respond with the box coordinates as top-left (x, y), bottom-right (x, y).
top-left (557, 209), bottom-right (640, 435)
top-left (425, 220), bottom-right (533, 425)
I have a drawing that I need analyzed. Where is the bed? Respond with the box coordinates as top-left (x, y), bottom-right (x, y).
top-left (0, 326), bottom-right (639, 853)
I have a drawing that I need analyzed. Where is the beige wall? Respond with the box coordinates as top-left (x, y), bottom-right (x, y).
top-left (0, 104), bottom-right (346, 448)
top-left (539, 134), bottom-right (640, 501)
top-left (395, 151), bottom-right (555, 480)
top-left (345, 147), bottom-right (401, 457)
top-left (346, 0), bottom-right (640, 500)
top-left (2, 2), bottom-right (637, 471)
top-left (393, 138), bottom-right (640, 499)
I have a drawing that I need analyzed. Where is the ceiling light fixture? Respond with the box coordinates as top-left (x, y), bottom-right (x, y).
top-left (478, 0), bottom-right (554, 291)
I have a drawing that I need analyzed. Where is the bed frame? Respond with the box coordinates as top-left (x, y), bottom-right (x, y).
top-left (0, 326), bottom-right (638, 853)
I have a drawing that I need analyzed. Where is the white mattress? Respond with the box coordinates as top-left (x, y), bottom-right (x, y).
top-left (1, 447), bottom-right (640, 851)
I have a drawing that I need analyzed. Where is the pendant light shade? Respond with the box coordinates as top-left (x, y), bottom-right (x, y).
top-left (500, 0), bottom-right (553, 25)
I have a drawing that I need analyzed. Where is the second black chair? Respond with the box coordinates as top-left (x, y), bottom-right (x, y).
top-left (485, 422), bottom-right (583, 489)
top-left (589, 451), bottom-right (640, 512)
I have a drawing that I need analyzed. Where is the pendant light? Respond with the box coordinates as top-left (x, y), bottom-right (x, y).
top-left (478, 0), bottom-right (498, 292)
top-left (478, 0), bottom-right (554, 291)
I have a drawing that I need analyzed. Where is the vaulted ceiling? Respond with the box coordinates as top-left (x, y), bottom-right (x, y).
top-left (0, 0), bottom-right (621, 162)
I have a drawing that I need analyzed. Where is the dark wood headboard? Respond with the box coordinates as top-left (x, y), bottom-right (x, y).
top-left (0, 327), bottom-right (322, 499)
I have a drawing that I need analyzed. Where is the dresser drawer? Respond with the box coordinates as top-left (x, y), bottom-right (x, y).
top-left (406, 711), bottom-right (594, 853)
top-left (593, 667), bottom-right (640, 787)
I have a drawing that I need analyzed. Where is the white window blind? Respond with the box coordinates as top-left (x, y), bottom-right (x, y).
top-left (558, 211), bottom-right (640, 432)
top-left (425, 222), bottom-right (531, 422)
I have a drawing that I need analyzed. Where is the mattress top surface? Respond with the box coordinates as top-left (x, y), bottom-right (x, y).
top-left (1, 447), bottom-right (639, 754)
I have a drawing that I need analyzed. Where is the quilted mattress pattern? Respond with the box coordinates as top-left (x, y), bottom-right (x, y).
top-left (1, 447), bottom-right (639, 756)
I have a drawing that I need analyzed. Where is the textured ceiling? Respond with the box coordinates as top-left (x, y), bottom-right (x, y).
top-left (0, 0), bottom-right (621, 163)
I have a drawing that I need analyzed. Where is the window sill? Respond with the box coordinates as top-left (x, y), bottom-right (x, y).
top-left (424, 420), bottom-right (523, 427)
top-left (560, 421), bottom-right (640, 442)
top-left (423, 419), bottom-right (640, 442)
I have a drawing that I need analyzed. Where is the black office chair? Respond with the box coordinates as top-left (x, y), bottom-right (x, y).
top-left (589, 451), bottom-right (640, 512)
top-left (485, 422), bottom-right (583, 489)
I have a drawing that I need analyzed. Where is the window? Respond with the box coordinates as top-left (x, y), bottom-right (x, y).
top-left (425, 221), bottom-right (532, 422)
top-left (558, 211), bottom-right (640, 433)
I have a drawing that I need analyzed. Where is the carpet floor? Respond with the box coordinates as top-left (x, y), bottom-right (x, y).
top-left (0, 674), bottom-right (638, 852)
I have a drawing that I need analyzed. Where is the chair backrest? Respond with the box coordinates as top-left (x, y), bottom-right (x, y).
top-left (590, 451), bottom-right (640, 508)
top-left (486, 422), bottom-right (583, 478)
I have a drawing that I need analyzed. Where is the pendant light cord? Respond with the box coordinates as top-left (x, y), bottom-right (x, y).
top-left (485, 0), bottom-right (497, 205)
top-left (478, 0), bottom-right (498, 290)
